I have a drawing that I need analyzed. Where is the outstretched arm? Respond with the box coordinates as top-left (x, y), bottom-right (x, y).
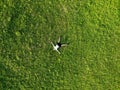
top-left (61, 44), bottom-right (67, 47)
top-left (58, 37), bottom-right (61, 43)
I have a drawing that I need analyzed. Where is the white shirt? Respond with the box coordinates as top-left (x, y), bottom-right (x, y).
top-left (54, 44), bottom-right (59, 50)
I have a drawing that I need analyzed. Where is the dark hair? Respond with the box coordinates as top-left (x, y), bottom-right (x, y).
top-left (57, 43), bottom-right (61, 47)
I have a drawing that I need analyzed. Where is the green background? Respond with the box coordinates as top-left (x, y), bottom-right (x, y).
top-left (0, 0), bottom-right (120, 89)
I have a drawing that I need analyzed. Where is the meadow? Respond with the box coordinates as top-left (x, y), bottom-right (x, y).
top-left (0, 0), bottom-right (120, 89)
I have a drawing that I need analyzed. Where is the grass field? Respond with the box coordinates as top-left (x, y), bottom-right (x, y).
top-left (0, 0), bottom-right (120, 89)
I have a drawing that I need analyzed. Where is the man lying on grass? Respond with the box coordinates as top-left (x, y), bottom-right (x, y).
top-left (51, 37), bottom-right (67, 54)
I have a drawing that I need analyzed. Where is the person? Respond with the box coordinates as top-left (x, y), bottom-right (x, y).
top-left (51, 37), bottom-right (67, 54)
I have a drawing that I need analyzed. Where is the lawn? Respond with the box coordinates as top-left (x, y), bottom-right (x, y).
top-left (0, 0), bottom-right (120, 89)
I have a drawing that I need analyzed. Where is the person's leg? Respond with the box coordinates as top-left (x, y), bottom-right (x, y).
top-left (51, 42), bottom-right (54, 47)
top-left (56, 50), bottom-right (61, 54)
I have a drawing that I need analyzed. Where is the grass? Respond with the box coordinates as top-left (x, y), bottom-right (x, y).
top-left (0, 0), bottom-right (120, 89)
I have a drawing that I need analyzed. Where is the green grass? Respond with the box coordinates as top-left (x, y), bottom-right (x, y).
top-left (0, 0), bottom-right (120, 89)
